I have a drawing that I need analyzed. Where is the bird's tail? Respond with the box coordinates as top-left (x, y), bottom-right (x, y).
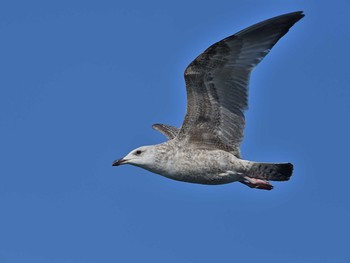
top-left (247, 162), bottom-right (293, 181)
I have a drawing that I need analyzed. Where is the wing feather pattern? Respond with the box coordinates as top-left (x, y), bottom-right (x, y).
top-left (152, 124), bottom-right (179, 140)
top-left (177, 11), bottom-right (304, 157)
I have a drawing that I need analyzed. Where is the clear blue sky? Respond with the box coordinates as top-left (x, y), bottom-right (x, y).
top-left (1, 1), bottom-right (349, 262)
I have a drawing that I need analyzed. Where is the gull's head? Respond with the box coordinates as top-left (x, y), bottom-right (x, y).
top-left (112, 145), bottom-right (157, 169)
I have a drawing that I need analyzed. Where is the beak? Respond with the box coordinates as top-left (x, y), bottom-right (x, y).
top-left (112, 158), bottom-right (128, 166)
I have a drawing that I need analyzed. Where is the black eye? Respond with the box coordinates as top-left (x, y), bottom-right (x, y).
top-left (135, 150), bottom-right (142, 155)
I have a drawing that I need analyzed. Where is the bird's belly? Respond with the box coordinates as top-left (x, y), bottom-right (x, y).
top-left (163, 171), bottom-right (242, 185)
top-left (151, 150), bottom-right (244, 185)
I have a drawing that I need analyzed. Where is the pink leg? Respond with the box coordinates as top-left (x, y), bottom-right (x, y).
top-left (241, 176), bottom-right (273, 190)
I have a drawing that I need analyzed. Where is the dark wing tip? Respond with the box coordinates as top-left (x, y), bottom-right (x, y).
top-left (234, 11), bottom-right (305, 38)
top-left (276, 11), bottom-right (305, 24)
top-left (265, 11), bottom-right (305, 21)
top-left (287, 10), bottom-right (305, 18)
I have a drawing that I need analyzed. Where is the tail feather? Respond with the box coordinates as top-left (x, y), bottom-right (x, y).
top-left (248, 162), bottom-right (293, 181)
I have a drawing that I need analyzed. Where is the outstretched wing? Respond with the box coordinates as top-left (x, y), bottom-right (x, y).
top-left (177, 11), bottom-right (304, 157)
top-left (152, 123), bottom-right (179, 140)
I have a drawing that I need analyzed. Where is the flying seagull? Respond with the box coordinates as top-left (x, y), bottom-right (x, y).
top-left (113, 11), bottom-right (304, 190)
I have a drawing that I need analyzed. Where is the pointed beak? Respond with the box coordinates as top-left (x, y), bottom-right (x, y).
top-left (112, 158), bottom-right (128, 166)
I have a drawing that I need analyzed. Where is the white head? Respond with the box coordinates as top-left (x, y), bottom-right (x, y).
top-left (112, 145), bottom-right (157, 169)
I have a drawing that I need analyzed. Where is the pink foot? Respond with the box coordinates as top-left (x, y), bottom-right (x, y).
top-left (241, 176), bottom-right (273, 190)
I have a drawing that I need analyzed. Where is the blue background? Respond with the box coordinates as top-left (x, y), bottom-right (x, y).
top-left (1, 1), bottom-right (349, 262)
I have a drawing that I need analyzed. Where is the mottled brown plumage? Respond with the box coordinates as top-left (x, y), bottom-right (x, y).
top-left (113, 12), bottom-right (303, 190)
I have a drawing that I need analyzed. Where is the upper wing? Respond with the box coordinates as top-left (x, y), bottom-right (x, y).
top-left (152, 123), bottom-right (179, 140)
top-left (177, 11), bottom-right (304, 157)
